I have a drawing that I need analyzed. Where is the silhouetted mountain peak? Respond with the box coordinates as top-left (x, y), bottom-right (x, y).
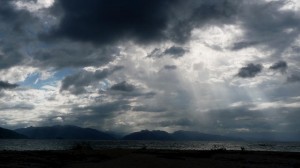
top-left (15, 125), bottom-right (115, 140)
top-left (122, 130), bottom-right (173, 140)
top-left (0, 127), bottom-right (27, 139)
top-left (13, 125), bottom-right (242, 141)
top-left (122, 129), bottom-right (242, 141)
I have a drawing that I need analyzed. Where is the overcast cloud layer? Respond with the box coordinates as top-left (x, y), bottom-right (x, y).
top-left (0, 0), bottom-right (300, 140)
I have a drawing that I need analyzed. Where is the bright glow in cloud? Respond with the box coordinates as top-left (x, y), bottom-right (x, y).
top-left (14, 0), bottom-right (55, 12)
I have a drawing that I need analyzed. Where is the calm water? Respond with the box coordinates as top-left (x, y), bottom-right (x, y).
top-left (0, 140), bottom-right (300, 152)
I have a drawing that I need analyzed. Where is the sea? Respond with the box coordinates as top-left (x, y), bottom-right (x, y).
top-left (0, 140), bottom-right (300, 152)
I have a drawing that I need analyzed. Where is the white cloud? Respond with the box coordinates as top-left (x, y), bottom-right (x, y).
top-left (14, 0), bottom-right (55, 12)
top-left (0, 66), bottom-right (36, 83)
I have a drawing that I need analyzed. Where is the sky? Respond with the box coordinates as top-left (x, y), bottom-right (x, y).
top-left (1, 0), bottom-right (300, 140)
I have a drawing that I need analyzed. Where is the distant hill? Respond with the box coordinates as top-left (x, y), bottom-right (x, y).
top-left (0, 127), bottom-right (27, 139)
top-left (13, 125), bottom-right (242, 141)
top-left (15, 125), bottom-right (115, 140)
top-left (122, 130), bottom-right (174, 140)
top-left (122, 130), bottom-right (242, 141)
top-left (171, 130), bottom-right (242, 141)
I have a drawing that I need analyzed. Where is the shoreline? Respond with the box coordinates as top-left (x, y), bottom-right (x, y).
top-left (1, 149), bottom-right (300, 168)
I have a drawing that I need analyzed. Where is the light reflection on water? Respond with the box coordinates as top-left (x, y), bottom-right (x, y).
top-left (0, 140), bottom-right (300, 152)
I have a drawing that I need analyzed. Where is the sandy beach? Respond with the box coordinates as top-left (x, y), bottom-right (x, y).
top-left (0, 149), bottom-right (299, 168)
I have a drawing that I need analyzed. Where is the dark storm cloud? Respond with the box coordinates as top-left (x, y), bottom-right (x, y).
top-left (49, 0), bottom-right (241, 44)
top-left (2, 0), bottom-right (300, 71)
top-left (147, 46), bottom-right (187, 59)
top-left (270, 61), bottom-right (288, 73)
top-left (107, 81), bottom-right (156, 99)
top-left (31, 0), bottom-right (300, 73)
top-left (0, 81), bottom-right (19, 90)
top-left (110, 81), bottom-right (135, 92)
top-left (51, 0), bottom-right (175, 44)
top-left (0, 0), bottom-right (34, 69)
top-left (0, 52), bottom-right (23, 70)
top-left (0, 0), bottom-right (32, 25)
top-left (237, 63), bottom-right (263, 78)
top-left (164, 65), bottom-right (177, 70)
top-left (164, 46), bottom-right (186, 58)
top-left (0, 0), bottom-right (244, 71)
top-left (61, 66), bottom-right (123, 94)
top-left (0, 0), bottom-right (121, 70)
top-left (168, 0), bottom-right (241, 43)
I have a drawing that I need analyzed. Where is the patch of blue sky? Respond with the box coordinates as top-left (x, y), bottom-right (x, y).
top-left (100, 79), bottom-right (111, 91)
top-left (20, 68), bottom-right (76, 89)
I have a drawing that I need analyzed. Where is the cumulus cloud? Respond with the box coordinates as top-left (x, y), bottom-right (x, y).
top-left (237, 63), bottom-right (263, 78)
top-left (0, 81), bottom-right (19, 90)
top-left (164, 65), bottom-right (177, 70)
top-left (148, 46), bottom-right (187, 59)
top-left (163, 46), bottom-right (187, 58)
top-left (107, 79), bottom-right (156, 99)
top-left (270, 61), bottom-right (288, 73)
top-left (61, 66), bottom-right (123, 94)
top-left (48, 0), bottom-right (242, 45)
top-left (110, 81), bottom-right (135, 92)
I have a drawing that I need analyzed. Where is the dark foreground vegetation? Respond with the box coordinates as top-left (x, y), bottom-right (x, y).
top-left (0, 148), bottom-right (299, 168)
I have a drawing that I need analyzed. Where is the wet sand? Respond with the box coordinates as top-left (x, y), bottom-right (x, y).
top-left (0, 149), bottom-right (299, 168)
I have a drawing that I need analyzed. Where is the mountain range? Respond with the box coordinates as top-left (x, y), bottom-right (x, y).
top-left (123, 130), bottom-right (242, 141)
top-left (0, 125), bottom-right (242, 141)
top-left (0, 127), bottom-right (27, 139)
top-left (15, 125), bottom-right (115, 140)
